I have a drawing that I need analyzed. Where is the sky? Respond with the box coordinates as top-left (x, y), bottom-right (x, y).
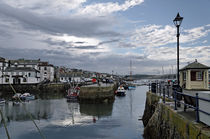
top-left (0, 0), bottom-right (210, 75)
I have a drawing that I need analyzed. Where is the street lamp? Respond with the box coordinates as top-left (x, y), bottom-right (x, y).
top-left (173, 13), bottom-right (183, 86)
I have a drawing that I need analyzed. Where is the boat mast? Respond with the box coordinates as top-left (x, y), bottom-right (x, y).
top-left (130, 60), bottom-right (132, 80)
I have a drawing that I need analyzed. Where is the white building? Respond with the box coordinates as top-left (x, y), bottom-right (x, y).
top-left (3, 67), bottom-right (40, 84)
top-left (10, 59), bottom-right (40, 70)
top-left (60, 74), bottom-right (71, 83)
top-left (38, 62), bottom-right (54, 82)
top-left (0, 57), bottom-right (8, 84)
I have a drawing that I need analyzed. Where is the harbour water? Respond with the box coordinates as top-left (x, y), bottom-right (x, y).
top-left (0, 85), bottom-right (147, 139)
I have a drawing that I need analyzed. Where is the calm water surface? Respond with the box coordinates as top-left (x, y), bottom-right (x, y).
top-left (0, 86), bottom-right (147, 139)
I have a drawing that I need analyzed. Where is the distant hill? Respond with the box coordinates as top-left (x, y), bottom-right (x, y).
top-left (125, 74), bottom-right (176, 80)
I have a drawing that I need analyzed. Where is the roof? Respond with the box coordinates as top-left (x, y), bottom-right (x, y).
top-left (38, 62), bottom-right (54, 67)
top-left (10, 59), bottom-right (40, 65)
top-left (180, 60), bottom-right (210, 71)
top-left (4, 67), bottom-right (40, 72)
top-left (0, 57), bottom-right (5, 62)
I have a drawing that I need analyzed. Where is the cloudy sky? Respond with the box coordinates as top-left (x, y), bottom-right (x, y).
top-left (0, 0), bottom-right (210, 75)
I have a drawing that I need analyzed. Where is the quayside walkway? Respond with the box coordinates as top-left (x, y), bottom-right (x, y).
top-left (142, 82), bottom-right (210, 139)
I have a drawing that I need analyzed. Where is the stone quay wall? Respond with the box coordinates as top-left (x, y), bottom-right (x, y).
top-left (0, 83), bottom-right (69, 98)
top-left (79, 83), bottom-right (117, 103)
top-left (142, 92), bottom-right (210, 139)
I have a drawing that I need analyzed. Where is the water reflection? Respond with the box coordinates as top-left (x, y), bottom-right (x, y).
top-left (80, 103), bottom-right (113, 117)
top-left (0, 86), bottom-right (147, 139)
top-left (0, 100), bottom-right (53, 122)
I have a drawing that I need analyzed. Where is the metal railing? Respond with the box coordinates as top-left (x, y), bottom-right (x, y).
top-left (148, 82), bottom-right (210, 123)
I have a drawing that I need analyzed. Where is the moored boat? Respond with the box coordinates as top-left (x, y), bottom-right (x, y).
top-left (66, 87), bottom-right (80, 102)
top-left (128, 86), bottom-right (136, 90)
top-left (116, 86), bottom-right (126, 96)
top-left (20, 93), bottom-right (35, 101)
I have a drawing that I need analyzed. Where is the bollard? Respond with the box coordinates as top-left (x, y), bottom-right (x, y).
top-left (149, 83), bottom-right (151, 91)
top-left (174, 90), bottom-right (177, 110)
top-left (167, 85), bottom-right (169, 98)
top-left (195, 93), bottom-right (200, 122)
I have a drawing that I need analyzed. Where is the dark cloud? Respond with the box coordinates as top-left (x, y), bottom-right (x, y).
top-left (118, 42), bottom-right (137, 48)
top-left (42, 38), bottom-right (99, 50)
top-left (69, 45), bottom-right (98, 49)
top-left (0, 46), bottom-right (176, 74)
top-left (43, 38), bottom-right (71, 46)
top-left (0, 2), bottom-right (121, 38)
top-left (98, 39), bottom-right (119, 45)
top-left (75, 41), bottom-right (86, 44)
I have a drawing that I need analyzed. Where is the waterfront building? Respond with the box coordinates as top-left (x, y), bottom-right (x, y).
top-left (2, 67), bottom-right (40, 84)
top-left (179, 59), bottom-right (210, 126)
top-left (180, 59), bottom-right (209, 90)
top-left (0, 57), bottom-right (9, 84)
top-left (60, 73), bottom-right (71, 83)
top-left (0, 58), bottom-right (55, 84)
top-left (38, 62), bottom-right (55, 82)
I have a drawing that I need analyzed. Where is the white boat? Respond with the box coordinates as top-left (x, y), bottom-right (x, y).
top-left (0, 98), bottom-right (6, 104)
top-left (20, 93), bottom-right (35, 101)
top-left (12, 93), bottom-right (22, 99)
top-left (116, 86), bottom-right (126, 96)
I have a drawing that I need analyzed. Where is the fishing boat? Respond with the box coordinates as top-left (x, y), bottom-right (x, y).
top-left (116, 86), bottom-right (126, 96)
top-left (66, 87), bottom-right (80, 102)
top-left (0, 98), bottom-right (6, 104)
top-left (20, 93), bottom-right (35, 101)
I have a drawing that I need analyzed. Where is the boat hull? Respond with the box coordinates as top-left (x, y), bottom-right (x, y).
top-left (116, 91), bottom-right (126, 96)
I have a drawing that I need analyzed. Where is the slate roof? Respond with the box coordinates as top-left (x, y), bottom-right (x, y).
top-left (10, 59), bottom-right (40, 65)
top-left (0, 57), bottom-right (5, 62)
top-left (180, 60), bottom-right (210, 71)
top-left (4, 67), bottom-right (40, 72)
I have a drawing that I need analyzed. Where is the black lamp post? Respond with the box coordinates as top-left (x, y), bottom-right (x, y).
top-left (173, 13), bottom-right (183, 86)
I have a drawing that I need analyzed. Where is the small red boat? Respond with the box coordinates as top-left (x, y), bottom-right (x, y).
top-left (66, 87), bottom-right (80, 102)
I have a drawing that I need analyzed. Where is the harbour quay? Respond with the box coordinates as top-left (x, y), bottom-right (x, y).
top-left (79, 83), bottom-right (118, 103)
top-left (143, 61), bottom-right (210, 139)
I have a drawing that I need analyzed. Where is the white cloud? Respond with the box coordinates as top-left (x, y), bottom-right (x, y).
top-left (2, 0), bottom-right (86, 15)
top-left (2, 0), bottom-right (144, 16)
top-left (131, 24), bottom-right (210, 48)
top-left (78, 0), bottom-right (144, 16)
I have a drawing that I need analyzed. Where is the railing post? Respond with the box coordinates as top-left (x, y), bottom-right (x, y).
top-left (159, 83), bottom-right (161, 96)
top-left (163, 87), bottom-right (165, 103)
top-left (195, 93), bottom-right (200, 122)
top-left (167, 85), bottom-right (169, 98)
top-left (174, 90), bottom-right (177, 110)
top-left (156, 82), bottom-right (158, 94)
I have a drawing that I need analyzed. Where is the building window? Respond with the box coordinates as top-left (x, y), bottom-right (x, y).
top-left (44, 67), bottom-right (47, 70)
top-left (44, 72), bottom-right (47, 75)
top-left (191, 71), bottom-right (203, 81)
top-left (183, 72), bottom-right (186, 81)
top-left (28, 73), bottom-right (31, 77)
top-left (196, 71), bottom-right (203, 81)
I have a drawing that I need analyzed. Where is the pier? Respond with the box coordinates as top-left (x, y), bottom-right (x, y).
top-left (79, 83), bottom-right (117, 103)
